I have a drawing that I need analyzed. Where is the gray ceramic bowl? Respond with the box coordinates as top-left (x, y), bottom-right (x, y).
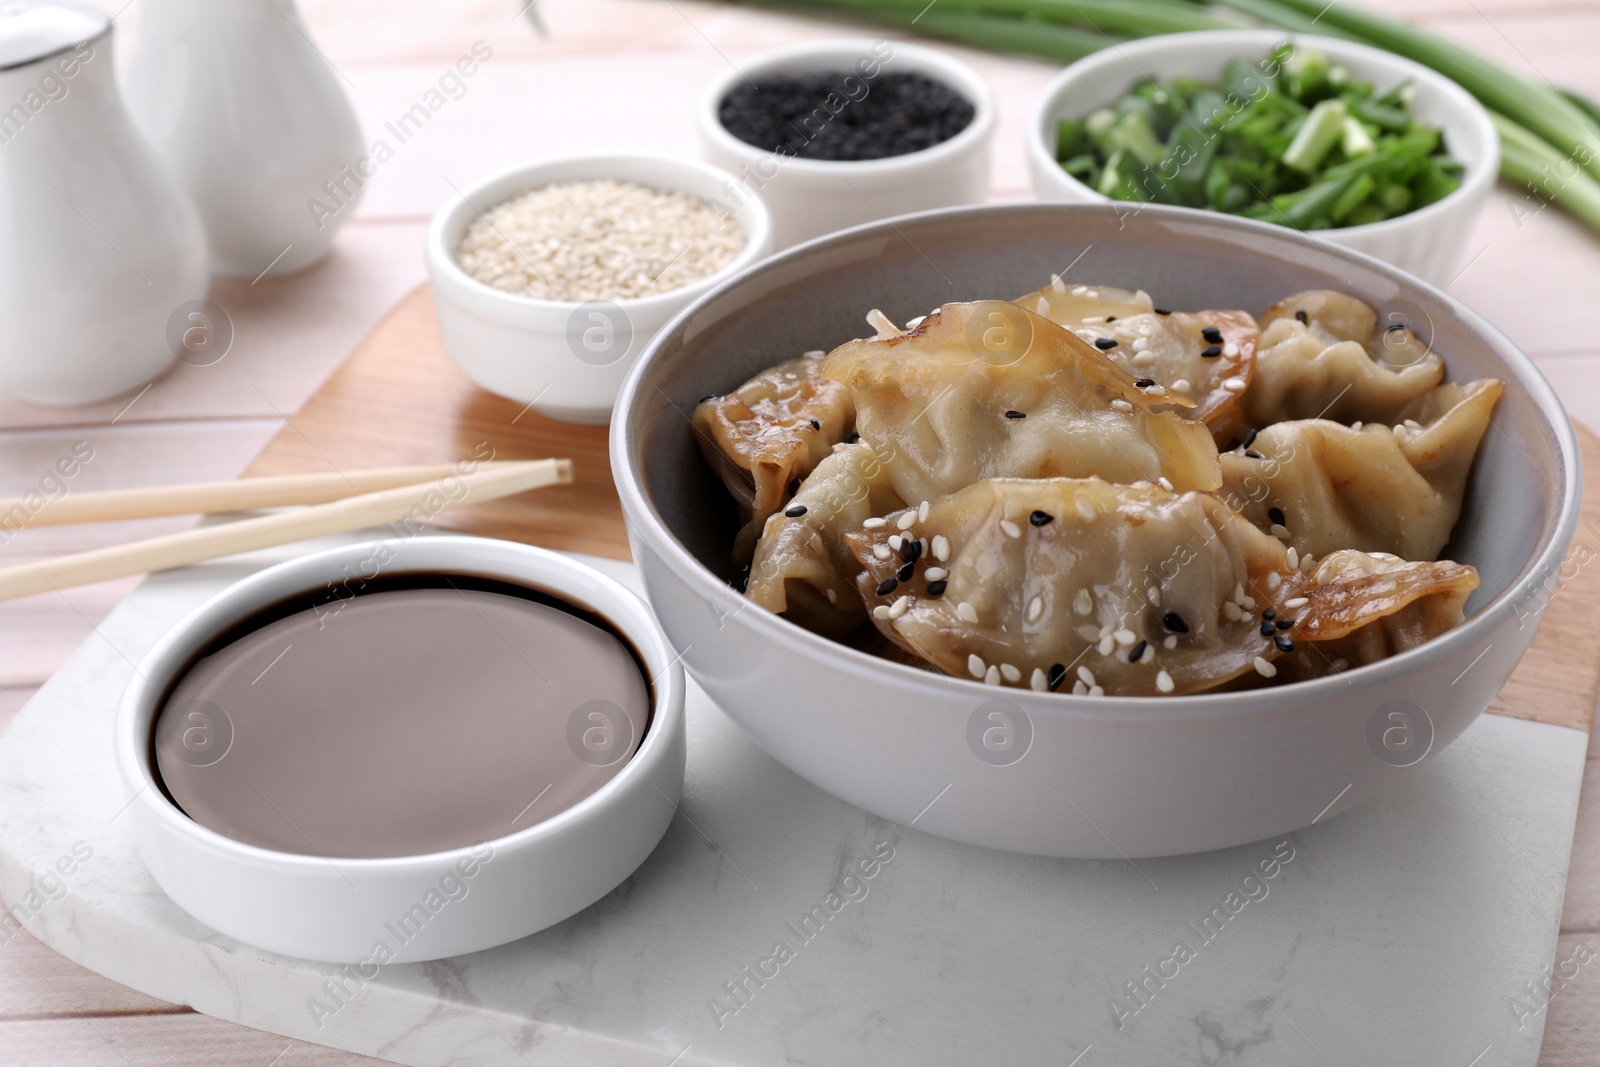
top-left (610, 202), bottom-right (1580, 858)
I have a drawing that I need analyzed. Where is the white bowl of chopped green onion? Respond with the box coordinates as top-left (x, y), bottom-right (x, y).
top-left (1027, 30), bottom-right (1498, 285)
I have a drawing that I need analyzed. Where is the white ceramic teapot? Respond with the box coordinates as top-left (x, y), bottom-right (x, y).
top-left (0, 1), bottom-right (209, 406)
top-left (124, 0), bottom-right (366, 278)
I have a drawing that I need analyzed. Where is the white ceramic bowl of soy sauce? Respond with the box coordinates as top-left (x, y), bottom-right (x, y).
top-left (612, 200), bottom-right (1579, 860)
top-left (113, 535), bottom-right (686, 964)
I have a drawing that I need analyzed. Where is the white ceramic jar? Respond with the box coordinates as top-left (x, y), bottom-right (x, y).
top-left (124, 0), bottom-right (365, 278)
top-left (699, 38), bottom-right (995, 250)
top-left (0, 2), bottom-right (208, 405)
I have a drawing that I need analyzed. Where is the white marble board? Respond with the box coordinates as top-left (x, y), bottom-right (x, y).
top-left (0, 535), bottom-right (1588, 1066)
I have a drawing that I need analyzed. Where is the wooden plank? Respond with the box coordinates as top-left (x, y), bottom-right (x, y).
top-left (244, 284), bottom-right (1600, 734)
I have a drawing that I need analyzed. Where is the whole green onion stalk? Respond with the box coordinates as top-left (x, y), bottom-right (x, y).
top-left (716, 0), bottom-right (1600, 236)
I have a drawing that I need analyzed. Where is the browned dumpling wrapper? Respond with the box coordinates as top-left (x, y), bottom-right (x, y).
top-left (1016, 280), bottom-right (1258, 446)
top-left (746, 442), bottom-right (903, 637)
top-left (842, 477), bottom-right (1478, 696)
top-left (694, 351), bottom-right (853, 560)
top-left (819, 301), bottom-right (1220, 506)
top-left (1244, 290), bottom-right (1444, 426)
top-left (1221, 378), bottom-right (1503, 562)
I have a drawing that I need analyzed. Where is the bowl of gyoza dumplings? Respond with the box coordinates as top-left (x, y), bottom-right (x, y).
top-left (611, 201), bottom-right (1579, 858)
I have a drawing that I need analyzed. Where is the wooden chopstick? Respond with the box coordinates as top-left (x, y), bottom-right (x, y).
top-left (0, 458), bottom-right (572, 603)
top-left (0, 462), bottom-right (535, 526)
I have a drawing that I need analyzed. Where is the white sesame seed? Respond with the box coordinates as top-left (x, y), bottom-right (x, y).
top-left (1000, 663), bottom-right (1021, 683)
top-left (826, 588), bottom-right (837, 604)
top-left (1132, 336), bottom-right (1150, 352)
top-left (1072, 679), bottom-right (1088, 695)
top-left (872, 544), bottom-right (892, 561)
top-left (1286, 547), bottom-right (1300, 570)
top-left (888, 595), bottom-right (909, 620)
top-left (1077, 624), bottom-right (1102, 641)
top-left (1085, 289), bottom-right (1100, 299)
top-left (1072, 285), bottom-right (1088, 296)
top-left (1155, 669), bottom-right (1175, 693)
top-left (1223, 377), bottom-right (1247, 392)
top-left (1158, 477), bottom-right (1174, 492)
top-left (1233, 583), bottom-right (1246, 604)
top-left (968, 653), bottom-right (985, 678)
top-left (1111, 399), bottom-right (1134, 413)
top-left (1270, 523), bottom-right (1289, 539)
top-left (1027, 596), bottom-right (1044, 622)
top-left (897, 511), bottom-right (917, 530)
top-left (984, 665), bottom-right (1000, 686)
top-left (1077, 666), bottom-right (1096, 686)
top-left (1223, 601), bottom-right (1242, 621)
top-left (1241, 596), bottom-right (1256, 611)
top-left (803, 350), bottom-right (824, 358)
top-left (454, 179), bottom-right (744, 302)
top-left (1051, 273), bottom-right (1067, 293)
top-left (1164, 634), bottom-right (1178, 649)
top-left (905, 316), bottom-right (925, 330)
top-left (1082, 315), bottom-right (1106, 325)
top-left (1030, 668), bottom-right (1048, 691)
top-left (1393, 424), bottom-right (1408, 441)
top-left (1146, 585), bottom-right (1161, 604)
top-left (1035, 297), bottom-right (1050, 316)
top-left (1404, 418), bottom-right (1421, 430)
top-left (1223, 341), bottom-right (1239, 357)
top-left (1301, 554), bottom-right (1316, 573)
top-left (872, 605), bottom-right (890, 619)
top-left (1265, 572), bottom-right (1281, 590)
top-left (863, 517), bottom-right (887, 529)
top-left (1284, 596), bottom-right (1309, 608)
top-left (1351, 421), bottom-right (1364, 430)
top-left (1132, 351), bottom-right (1156, 367)
top-left (1075, 498), bottom-right (1096, 521)
top-left (1000, 519), bottom-right (1022, 539)
top-left (1114, 629), bottom-right (1136, 646)
top-left (924, 567), bottom-right (949, 581)
top-left (888, 534), bottom-right (903, 550)
top-left (1098, 633), bottom-right (1116, 656)
top-left (1074, 588), bottom-right (1093, 615)
top-left (933, 535), bottom-right (951, 562)
top-left (918, 500), bottom-right (930, 522)
top-left (957, 601), bottom-right (979, 623)
top-left (1137, 644), bottom-right (1155, 664)
top-left (1089, 685), bottom-right (1105, 697)
top-left (1253, 656), bottom-right (1277, 678)
top-left (1171, 378), bottom-right (1191, 392)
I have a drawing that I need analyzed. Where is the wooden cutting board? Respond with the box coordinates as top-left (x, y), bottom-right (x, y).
top-left (245, 285), bottom-right (1600, 734)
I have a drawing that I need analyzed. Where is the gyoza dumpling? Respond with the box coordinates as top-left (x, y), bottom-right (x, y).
top-left (1221, 379), bottom-right (1503, 561)
top-left (819, 301), bottom-right (1221, 505)
top-left (1243, 290), bottom-right (1444, 426)
top-left (745, 442), bottom-right (903, 637)
top-left (842, 477), bottom-right (1478, 696)
top-left (1017, 279), bottom-right (1259, 446)
top-left (694, 351), bottom-right (854, 559)
top-left (1277, 549), bottom-right (1479, 681)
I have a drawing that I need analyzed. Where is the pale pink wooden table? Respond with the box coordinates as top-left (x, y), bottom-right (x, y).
top-left (0, 1), bottom-right (1596, 1062)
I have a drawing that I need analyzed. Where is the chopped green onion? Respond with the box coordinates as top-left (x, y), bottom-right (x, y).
top-left (1282, 99), bottom-right (1348, 172)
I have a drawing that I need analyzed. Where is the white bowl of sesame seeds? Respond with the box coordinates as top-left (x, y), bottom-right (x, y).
top-left (425, 154), bottom-right (773, 424)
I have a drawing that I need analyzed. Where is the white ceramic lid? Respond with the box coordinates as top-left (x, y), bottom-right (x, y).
top-left (0, 1), bottom-right (106, 71)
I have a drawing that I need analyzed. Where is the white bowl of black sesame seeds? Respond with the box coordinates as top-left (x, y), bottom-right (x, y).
top-left (425, 153), bottom-right (773, 424)
top-left (699, 38), bottom-right (995, 251)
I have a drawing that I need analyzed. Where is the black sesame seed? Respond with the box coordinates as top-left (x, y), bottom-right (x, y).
top-left (1262, 608), bottom-right (1276, 620)
top-left (1200, 345), bottom-right (1223, 358)
top-left (1162, 611), bottom-right (1189, 633)
top-left (1294, 309), bottom-right (1308, 324)
top-left (844, 431), bottom-right (861, 444)
top-left (1276, 618), bottom-right (1295, 630)
top-left (809, 418), bottom-right (821, 430)
top-left (876, 577), bottom-right (898, 596)
top-left (897, 561), bottom-right (915, 582)
top-left (1129, 639), bottom-right (1148, 663)
top-left (1268, 506), bottom-right (1286, 526)
top-left (1385, 323), bottom-right (1406, 332)
top-left (1202, 326), bottom-right (1224, 344)
top-left (718, 71), bottom-right (976, 162)
top-left (899, 537), bottom-right (920, 562)
top-left (926, 579), bottom-right (948, 597)
top-left (1029, 510), bottom-right (1054, 526)
top-left (1046, 662), bottom-right (1068, 691)
top-left (1245, 450), bottom-right (1263, 459)
top-left (1260, 620), bottom-right (1277, 637)
top-left (788, 477), bottom-right (802, 495)
top-left (1134, 377), bottom-right (1156, 388)
top-left (1154, 307), bottom-right (1172, 315)
top-left (1094, 337), bottom-right (1119, 350)
top-left (1241, 427), bottom-right (1258, 449)
top-left (1005, 409), bottom-right (1027, 419)
top-left (699, 394), bottom-right (719, 403)
top-left (1274, 634), bottom-right (1296, 653)
top-left (785, 505), bottom-right (808, 517)
top-left (1105, 316), bottom-right (1117, 323)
